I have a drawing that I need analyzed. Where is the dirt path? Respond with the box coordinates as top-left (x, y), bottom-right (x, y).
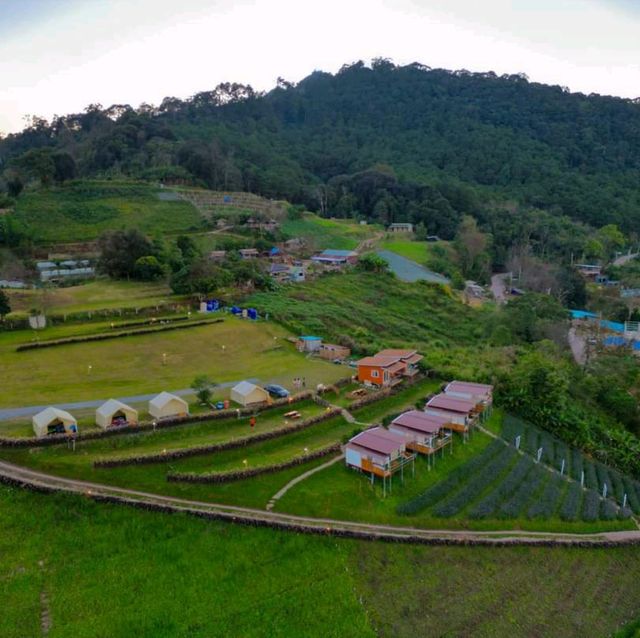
top-left (490, 273), bottom-right (509, 304)
top-left (2, 459), bottom-right (639, 546)
top-left (568, 325), bottom-right (587, 366)
top-left (613, 251), bottom-right (639, 267)
top-left (266, 454), bottom-right (343, 511)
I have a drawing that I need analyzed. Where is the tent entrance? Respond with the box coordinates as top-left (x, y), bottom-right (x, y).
top-left (47, 420), bottom-right (66, 435)
top-left (110, 410), bottom-right (128, 427)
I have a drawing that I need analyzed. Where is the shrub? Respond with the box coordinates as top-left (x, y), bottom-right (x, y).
top-left (527, 475), bottom-right (565, 519)
top-left (581, 490), bottom-right (600, 522)
top-left (559, 483), bottom-right (582, 521)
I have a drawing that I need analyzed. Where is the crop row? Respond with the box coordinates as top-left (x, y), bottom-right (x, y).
top-left (496, 463), bottom-right (547, 519)
top-left (527, 475), bottom-right (565, 519)
top-left (432, 446), bottom-right (516, 518)
top-left (396, 439), bottom-right (505, 515)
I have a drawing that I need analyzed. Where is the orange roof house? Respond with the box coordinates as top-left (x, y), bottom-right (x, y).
top-left (356, 349), bottom-right (423, 387)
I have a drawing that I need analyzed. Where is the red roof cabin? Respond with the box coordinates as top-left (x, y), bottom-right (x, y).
top-left (345, 427), bottom-right (416, 495)
top-left (444, 381), bottom-right (493, 410)
top-left (356, 349), bottom-right (423, 387)
top-left (424, 394), bottom-right (477, 433)
top-left (388, 410), bottom-right (453, 458)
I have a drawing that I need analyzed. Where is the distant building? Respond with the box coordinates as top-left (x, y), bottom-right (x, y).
top-left (208, 250), bottom-right (227, 261)
top-left (388, 223), bottom-right (413, 233)
top-left (0, 280), bottom-right (27, 289)
top-left (576, 264), bottom-right (602, 279)
top-left (311, 249), bottom-right (358, 266)
top-left (239, 248), bottom-right (260, 260)
top-left (36, 259), bottom-right (94, 282)
top-left (246, 218), bottom-right (279, 232)
top-left (317, 343), bottom-right (351, 361)
top-left (296, 335), bottom-right (322, 352)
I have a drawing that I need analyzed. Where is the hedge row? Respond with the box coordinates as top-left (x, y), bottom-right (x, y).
top-left (3, 474), bottom-right (638, 548)
top-left (167, 443), bottom-right (341, 484)
top-left (16, 318), bottom-right (223, 351)
top-left (0, 392), bottom-right (313, 449)
top-left (93, 408), bottom-right (342, 468)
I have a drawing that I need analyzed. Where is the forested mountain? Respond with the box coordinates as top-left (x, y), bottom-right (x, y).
top-left (2, 59), bottom-right (640, 242)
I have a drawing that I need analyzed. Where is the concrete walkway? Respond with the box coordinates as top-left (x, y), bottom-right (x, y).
top-left (266, 454), bottom-right (344, 511)
top-left (0, 378), bottom-right (260, 421)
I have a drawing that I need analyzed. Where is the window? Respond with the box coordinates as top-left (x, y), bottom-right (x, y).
top-left (371, 370), bottom-right (379, 378)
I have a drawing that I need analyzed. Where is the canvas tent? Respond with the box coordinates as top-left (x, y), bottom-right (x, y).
top-left (230, 381), bottom-right (270, 406)
top-left (96, 399), bottom-right (138, 429)
top-left (148, 392), bottom-right (189, 420)
top-left (32, 407), bottom-right (78, 438)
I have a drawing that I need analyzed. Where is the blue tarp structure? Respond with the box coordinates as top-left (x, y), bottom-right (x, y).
top-left (603, 336), bottom-right (626, 347)
top-left (206, 299), bottom-right (220, 312)
top-left (231, 306), bottom-right (242, 315)
top-left (570, 310), bottom-right (598, 320)
top-left (248, 308), bottom-right (258, 320)
top-left (600, 320), bottom-right (625, 333)
top-left (269, 247), bottom-right (280, 256)
top-left (223, 195), bottom-right (232, 203)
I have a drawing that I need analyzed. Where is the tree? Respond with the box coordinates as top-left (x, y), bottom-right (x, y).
top-left (0, 289), bottom-right (11, 320)
top-left (596, 224), bottom-right (625, 259)
top-left (97, 229), bottom-right (155, 279)
top-left (357, 253), bottom-right (389, 273)
top-left (52, 152), bottom-right (76, 183)
top-left (191, 375), bottom-right (217, 405)
top-left (170, 258), bottom-right (232, 297)
top-left (455, 215), bottom-right (490, 281)
top-left (133, 255), bottom-right (166, 281)
top-left (15, 148), bottom-right (55, 186)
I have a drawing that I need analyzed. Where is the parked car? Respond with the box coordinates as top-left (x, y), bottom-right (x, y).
top-left (264, 384), bottom-right (290, 398)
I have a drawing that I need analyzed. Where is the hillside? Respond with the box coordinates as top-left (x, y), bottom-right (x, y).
top-left (2, 61), bottom-right (640, 239)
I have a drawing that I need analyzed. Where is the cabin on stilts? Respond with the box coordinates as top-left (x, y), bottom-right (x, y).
top-left (345, 427), bottom-right (416, 496)
top-left (424, 394), bottom-right (478, 441)
top-left (388, 410), bottom-right (452, 468)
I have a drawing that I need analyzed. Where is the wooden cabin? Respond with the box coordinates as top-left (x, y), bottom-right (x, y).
top-left (444, 381), bottom-right (493, 419)
top-left (345, 427), bottom-right (411, 478)
top-left (388, 410), bottom-right (452, 455)
top-left (356, 349), bottom-right (422, 387)
top-left (424, 394), bottom-right (477, 433)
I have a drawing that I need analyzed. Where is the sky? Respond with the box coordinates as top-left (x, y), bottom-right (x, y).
top-left (1, 0), bottom-right (639, 134)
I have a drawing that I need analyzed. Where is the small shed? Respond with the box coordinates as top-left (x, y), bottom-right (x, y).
top-left (388, 223), bottom-right (414, 233)
top-left (296, 336), bottom-right (323, 352)
top-left (424, 394), bottom-right (476, 431)
top-left (230, 381), bottom-right (270, 406)
top-left (148, 392), bottom-right (189, 420)
top-left (32, 407), bottom-right (78, 438)
top-left (96, 399), bottom-right (138, 429)
top-left (318, 343), bottom-right (351, 360)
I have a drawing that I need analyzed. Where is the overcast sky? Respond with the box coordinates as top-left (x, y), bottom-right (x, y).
top-left (1, 0), bottom-right (639, 134)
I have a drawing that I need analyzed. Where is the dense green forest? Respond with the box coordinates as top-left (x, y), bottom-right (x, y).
top-left (2, 59), bottom-right (640, 253)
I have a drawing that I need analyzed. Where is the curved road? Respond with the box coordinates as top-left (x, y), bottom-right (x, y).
top-left (1, 459), bottom-right (639, 547)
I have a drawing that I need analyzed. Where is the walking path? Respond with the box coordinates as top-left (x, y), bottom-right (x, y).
top-left (613, 251), bottom-right (639, 267)
top-left (266, 454), bottom-right (344, 511)
top-left (490, 273), bottom-right (510, 304)
top-left (568, 325), bottom-right (587, 366)
top-left (0, 378), bottom-right (260, 422)
top-left (377, 250), bottom-right (450, 284)
top-left (2, 458), bottom-right (639, 545)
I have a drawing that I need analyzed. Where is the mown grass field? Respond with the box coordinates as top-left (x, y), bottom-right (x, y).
top-left (12, 180), bottom-right (203, 242)
top-left (6, 280), bottom-right (175, 317)
top-left (0, 316), bottom-right (349, 411)
top-left (281, 214), bottom-right (380, 250)
top-left (2, 485), bottom-right (639, 638)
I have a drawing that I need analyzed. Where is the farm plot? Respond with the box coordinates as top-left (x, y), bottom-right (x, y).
top-left (501, 415), bottom-right (640, 515)
top-left (397, 433), bottom-right (630, 523)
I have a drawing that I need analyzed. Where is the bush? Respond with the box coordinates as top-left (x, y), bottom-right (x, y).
top-left (559, 483), bottom-right (582, 521)
top-left (527, 475), bottom-right (565, 519)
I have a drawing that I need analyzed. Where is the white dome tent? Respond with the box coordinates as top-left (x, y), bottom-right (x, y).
top-left (148, 392), bottom-right (189, 420)
top-left (32, 407), bottom-right (78, 438)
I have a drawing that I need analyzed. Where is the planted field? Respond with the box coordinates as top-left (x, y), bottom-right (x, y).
top-left (3, 485), bottom-right (640, 638)
top-left (281, 214), bottom-right (378, 250)
top-left (12, 180), bottom-right (203, 241)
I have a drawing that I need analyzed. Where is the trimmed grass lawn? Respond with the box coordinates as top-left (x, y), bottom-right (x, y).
top-left (0, 316), bottom-right (349, 410)
top-left (12, 180), bottom-right (203, 241)
top-left (380, 238), bottom-right (431, 264)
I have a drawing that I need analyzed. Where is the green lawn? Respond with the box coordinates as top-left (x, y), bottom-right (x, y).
top-left (12, 180), bottom-right (203, 242)
top-left (0, 316), bottom-right (349, 411)
top-left (2, 485), bottom-right (639, 637)
top-left (379, 238), bottom-right (431, 264)
top-left (6, 280), bottom-right (176, 318)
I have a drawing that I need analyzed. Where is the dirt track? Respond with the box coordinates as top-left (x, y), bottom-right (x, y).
top-left (2, 459), bottom-right (639, 547)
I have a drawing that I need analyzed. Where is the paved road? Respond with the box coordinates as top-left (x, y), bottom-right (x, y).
top-left (1, 458), bottom-right (639, 545)
top-left (613, 252), bottom-right (639, 267)
top-left (377, 250), bottom-right (449, 284)
top-left (0, 378), bottom-right (260, 422)
top-left (490, 273), bottom-right (510, 304)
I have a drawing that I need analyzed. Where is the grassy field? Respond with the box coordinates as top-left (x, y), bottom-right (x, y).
top-left (0, 316), bottom-right (349, 411)
top-left (12, 180), bottom-right (203, 242)
top-left (5, 280), bottom-right (176, 317)
top-left (2, 485), bottom-right (639, 638)
top-left (380, 238), bottom-right (432, 264)
top-left (281, 214), bottom-right (380, 250)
